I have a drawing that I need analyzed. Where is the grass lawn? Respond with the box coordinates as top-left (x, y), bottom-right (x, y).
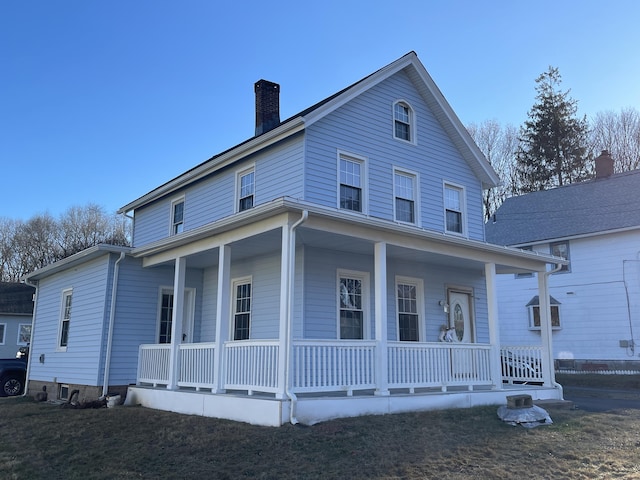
top-left (1, 376), bottom-right (639, 479)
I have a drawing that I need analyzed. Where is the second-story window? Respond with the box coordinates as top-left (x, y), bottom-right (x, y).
top-left (550, 241), bottom-right (570, 273)
top-left (171, 199), bottom-right (184, 235)
top-left (394, 169), bottom-right (417, 224)
top-left (238, 168), bottom-right (255, 212)
top-left (58, 289), bottom-right (72, 350)
top-left (393, 101), bottom-right (414, 143)
top-left (444, 184), bottom-right (465, 235)
top-left (339, 155), bottom-right (363, 212)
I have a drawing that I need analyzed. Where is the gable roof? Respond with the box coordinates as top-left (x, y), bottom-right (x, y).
top-left (0, 282), bottom-right (35, 315)
top-left (485, 169), bottom-right (640, 246)
top-left (118, 51), bottom-right (498, 214)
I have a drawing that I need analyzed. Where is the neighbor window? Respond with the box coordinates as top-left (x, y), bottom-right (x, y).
top-left (394, 169), bottom-right (417, 224)
top-left (17, 323), bottom-right (31, 345)
top-left (550, 241), bottom-right (570, 273)
top-left (238, 168), bottom-right (255, 212)
top-left (396, 277), bottom-right (423, 341)
top-left (393, 101), bottom-right (414, 143)
top-left (339, 155), bottom-right (364, 212)
top-left (58, 289), bottom-right (72, 350)
top-left (338, 270), bottom-right (368, 339)
top-left (233, 278), bottom-right (252, 340)
top-left (527, 295), bottom-right (561, 329)
top-left (171, 198), bottom-right (184, 235)
top-left (0, 324), bottom-right (5, 345)
top-left (515, 246), bottom-right (534, 279)
top-left (444, 184), bottom-right (464, 234)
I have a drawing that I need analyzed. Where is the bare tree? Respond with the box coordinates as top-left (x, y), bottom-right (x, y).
top-left (589, 107), bottom-right (640, 173)
top-left (467, 120), bottom-right (519, 220)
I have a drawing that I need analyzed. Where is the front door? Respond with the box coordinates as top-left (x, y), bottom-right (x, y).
top-left (448, 290), bottom-right (473, 343)
top-left (158, 288), bottom-right (195, 344)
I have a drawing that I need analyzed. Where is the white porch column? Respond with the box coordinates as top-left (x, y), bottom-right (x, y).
top-left (374, 242), bottom-right (389, 396)
top-left (276, 224), bottom-right (291, 400)
top-left (213, 245), bottom-right (231, 393)
top-left (484, 263), bottom-right (503, 389)
top-left (537, 271), bottom-right (556, 387)
top-left (167, 256), bottom-right (186, 390)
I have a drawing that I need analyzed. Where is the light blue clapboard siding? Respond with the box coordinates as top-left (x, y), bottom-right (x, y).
top-left (304, 70), bottom-right (485, 240)
top-left (29, 255), bottom-right (112, 385)
top-left (132, 135), bottom-right (304, 248)
top-left (200, 265), bottom-right (218, 342)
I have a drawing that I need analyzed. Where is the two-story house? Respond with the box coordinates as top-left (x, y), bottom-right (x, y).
top-left (23, 52), bottom-right (564, 426)
top-left (486, 151), bottom-right (640, 373)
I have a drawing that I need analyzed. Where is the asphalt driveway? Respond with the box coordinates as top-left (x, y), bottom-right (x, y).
top-left (563, 386), bottom-right (640, 412)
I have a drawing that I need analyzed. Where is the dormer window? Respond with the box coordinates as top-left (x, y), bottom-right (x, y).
top-left (393, 101), bottom-right (414, 143)
top-left (171, 198), bottom-right (184, 235)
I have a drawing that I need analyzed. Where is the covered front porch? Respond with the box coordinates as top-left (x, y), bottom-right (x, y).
top-left (125, 200), bottom-right (564, 425)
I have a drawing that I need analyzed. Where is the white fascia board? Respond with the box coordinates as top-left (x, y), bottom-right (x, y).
top-left (117, 119), bottom-right (305, 215)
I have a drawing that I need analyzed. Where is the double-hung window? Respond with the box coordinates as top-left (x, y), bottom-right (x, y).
top-left (171, 198), bottom-right (184, 235)
top-left (238, 168), bottom-right (255, 212)
top-left (339, 155), bottom-right (364, 213)
top-left (444, 184), bottom-right (465, 234)
top-left (550, 241), bottom-right (570, 273)
top-left (233, 278), bottom-right (252, 340)
top-left (58, 289), bottom-right (72, 350)
top-left (338, 270), bottom-right (368, 339)
top-left (396, 277), bottom-right (423, 341)
top-left (394, 169), bottom-right (417, 224)
top-left (393, 101), bottom-right (414, 143)
top-left (17, 323), bottom-right (31, 345)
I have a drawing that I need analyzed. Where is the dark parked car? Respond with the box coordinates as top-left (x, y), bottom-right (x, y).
top-left (0, 347), bottom-right (28, 396)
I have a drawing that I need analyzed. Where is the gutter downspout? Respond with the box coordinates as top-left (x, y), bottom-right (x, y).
top-left (22, 279), bottom-right (38, 398)
top-left (285, 210), bottom-right (308, 425)
top-left (102, 252), bottom-right (126, 397)
top-left (542, 263), bottom-right (564, 397)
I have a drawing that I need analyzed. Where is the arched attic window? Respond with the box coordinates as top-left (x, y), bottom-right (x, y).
top-left (393, 101), bottom-right (415, 144)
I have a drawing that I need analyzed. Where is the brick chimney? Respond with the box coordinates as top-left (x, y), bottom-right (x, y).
top-left (254, 80), bottom-right (280, 136)
top-left (595, 150), bottom-right (614, 179)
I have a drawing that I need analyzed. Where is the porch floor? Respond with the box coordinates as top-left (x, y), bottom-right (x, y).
top-left (124, 383), bottom-right (563, 427)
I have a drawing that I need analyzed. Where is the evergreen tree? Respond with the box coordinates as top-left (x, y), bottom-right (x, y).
top-left (515, 67), bottom-right (590, 193)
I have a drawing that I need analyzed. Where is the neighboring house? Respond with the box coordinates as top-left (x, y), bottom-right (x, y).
top-left (485, 151), bottom-right (640, 372)
top-left (24, 52), bottom-right (564, 426)
top-left (0, 282), bottom-right (35, 358)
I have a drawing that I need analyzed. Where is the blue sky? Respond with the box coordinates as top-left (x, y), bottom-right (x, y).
top-left (2, 0), bottom-right (639, 220)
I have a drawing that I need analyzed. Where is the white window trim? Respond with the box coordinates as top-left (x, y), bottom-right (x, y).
top-left (336, 269), bottom-right (370, 340)
top-left (443, 181), bottom-right (467, 237)
top-left (337, 150), bottom-right (368, 215)
top-left (155, 286), bottom-right (196, 344)
top-left (17, 323), bottom-right (31, 345)
top-left (395, 276), bottom-right (424, 342)
top-left (169, 196), bottom-right (185, 236)
top-left (57, 288), bottom-right (73, 352)
top-left (393, 166), bottom-right (420, 226)
top-left (230, 276), bottom-right (253, 341)
top-left (235, 165), bottom-right (256, 213)
top-left (528, 305), bottom-right (562, 331)
top-left (392, 100), bottom-right (417, 145)
top-left (0, 323), bottom-right (6, 345)
top-left (550, 241), bottom-right (571, 273)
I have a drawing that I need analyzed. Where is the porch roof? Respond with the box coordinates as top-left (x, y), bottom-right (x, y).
top-left (131, 197), bottom-right (565, 275)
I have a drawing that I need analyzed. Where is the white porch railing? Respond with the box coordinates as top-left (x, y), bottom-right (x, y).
top-left (138, 344), bottom-right (171, 386)
top-left (388, 342), bottom-right (493, 391)
top-left (224, 340), bottom-right (280, 394)
top-left (178, 342), bottom-right (216, 389)
top-left (500, 345), bottom-right (544, 384)
top-left (291, 340), bottom-right (377, 395)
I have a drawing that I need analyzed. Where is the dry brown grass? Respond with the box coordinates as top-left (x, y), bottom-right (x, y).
top-left (1, 380), bottom-right (639, 480)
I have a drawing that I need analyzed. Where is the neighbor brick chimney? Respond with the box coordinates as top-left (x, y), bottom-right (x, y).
top-left (255, 80), bottom-right (280, 136)
top-left (595, 150), bottom-right (614, 179)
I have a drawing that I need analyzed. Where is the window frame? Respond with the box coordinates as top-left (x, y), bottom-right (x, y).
top-left (443, 182), bottom-right (466, 236)
top-left (550, 241), bottom-right (571, 273)
top-left (17, 323), bottom-right (31, 346)
top-left (529, 305), bottom-right (562, 330)
top-left (57, 288), bottom-right (73, 352)
top-left (337, 269), bottom-right (370, 340)
top-left (395, 276), bottom-right (424, 342)
top-left (231, 276), bottom-right (252, 341)
top-left (170, 196), bottom-right (185, 236)
top-left (337, 151), bottom-right (367, 214)
top-left (514, 246), bottom-right (534, 279)
top-left (236, 166), bottom-right (255, 213)
top-left (0, 323), bottom-right (5, 345)
top-left (393, 167), bottom-right (419, 225)
top-left (392, 100), bottom-right (416, 144)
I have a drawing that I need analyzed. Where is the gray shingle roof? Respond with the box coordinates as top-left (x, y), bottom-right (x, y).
top-left (485, 169), bottom-right (640, 246)
top-left (0, 282), bottom-right (35, 315)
